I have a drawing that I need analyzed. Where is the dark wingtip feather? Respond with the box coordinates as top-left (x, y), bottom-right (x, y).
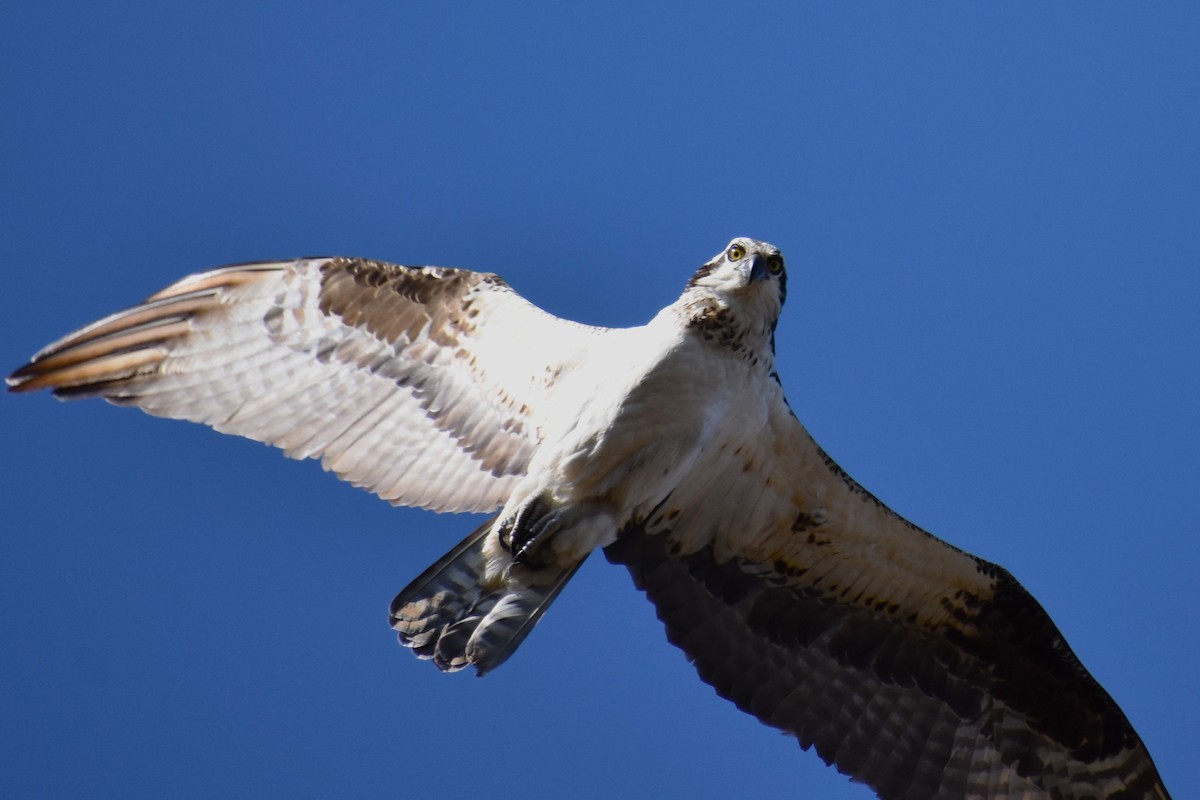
top-left (8, 264), bottom-right (287, 397)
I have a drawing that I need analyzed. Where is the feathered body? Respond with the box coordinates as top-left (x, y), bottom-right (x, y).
top-left (8, 239), bottom-right (1170, 799)
top-left (394, 241), bottom-right (789, 672)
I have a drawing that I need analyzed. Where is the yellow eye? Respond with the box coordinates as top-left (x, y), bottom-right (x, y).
top-left (727, 243), bottom-right (746, 261)
top-left (767, 256), bottom-right (784, 275)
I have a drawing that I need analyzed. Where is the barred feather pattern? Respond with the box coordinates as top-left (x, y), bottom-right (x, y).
top-left (8, 239), bottom-right (1173, 799)
top-left (7, 258), bottom-right (605, 513)
top-left (605, 530), bottom-right (1171, 800)
top-left (389, 516), bottom-right (584, 675)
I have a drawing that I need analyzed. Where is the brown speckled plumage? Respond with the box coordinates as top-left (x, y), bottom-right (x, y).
top-left (8, 238), bottom-right (1170, 799)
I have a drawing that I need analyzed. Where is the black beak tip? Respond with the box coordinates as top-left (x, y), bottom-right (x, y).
top-left (748, 253), bottom-right (769, 283)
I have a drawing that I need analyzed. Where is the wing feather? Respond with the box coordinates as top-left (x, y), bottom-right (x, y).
top-left (9, 257), bottom-right (606, 513)
top-left (607, 389), bottom-right (1170, 800)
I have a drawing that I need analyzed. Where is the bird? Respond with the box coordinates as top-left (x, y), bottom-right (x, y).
top-left (8, 237), bottom-right (1170, 800)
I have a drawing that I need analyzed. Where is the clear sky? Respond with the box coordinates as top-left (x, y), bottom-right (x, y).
top-left (2, 4), bottom-right (1196, 799)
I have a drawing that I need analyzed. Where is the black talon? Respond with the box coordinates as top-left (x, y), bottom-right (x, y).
top-left (513, 515), bottom-right (552, 564)
top-left (499, 496), bottom-right (547, 561)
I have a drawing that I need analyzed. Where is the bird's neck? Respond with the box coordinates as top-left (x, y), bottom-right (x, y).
top-left (672, 290), bottom-right (779, 368)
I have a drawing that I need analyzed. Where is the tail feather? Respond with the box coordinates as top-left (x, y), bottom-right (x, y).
top-left (390, 516), bottom-right (585, 675)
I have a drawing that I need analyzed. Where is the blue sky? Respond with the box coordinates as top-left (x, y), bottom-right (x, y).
top-left (2, 3), bottom-right (1197, 799)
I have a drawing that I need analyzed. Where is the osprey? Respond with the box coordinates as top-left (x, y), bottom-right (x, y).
top-left (8, 238), bottom-right (1170, 800)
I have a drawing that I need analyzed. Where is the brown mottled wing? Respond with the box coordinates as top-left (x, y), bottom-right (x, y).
top-left (605, 391), bottom-right (1169, 800)
top-left (8, 258), bottom-right (604, 513)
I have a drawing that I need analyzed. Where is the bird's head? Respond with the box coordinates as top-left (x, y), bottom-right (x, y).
top-left (687, 237), bottom-right (787, 307)
top-left (678, 237), bottom-right (787, 355)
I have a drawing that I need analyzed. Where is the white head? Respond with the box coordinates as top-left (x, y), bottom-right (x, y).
top-left (688, 237), bottom-right (786, 299)
top-left (680, 237), bottom-right (788, 356)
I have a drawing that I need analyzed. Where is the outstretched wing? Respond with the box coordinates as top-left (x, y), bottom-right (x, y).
top-left (605, 388), bottom-right (1169, 800)
top-left (8, 258), bottom-right (605, 513)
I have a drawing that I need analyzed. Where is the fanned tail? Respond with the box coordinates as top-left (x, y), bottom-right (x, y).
top-left (390, 515), bottom-right (585, 675)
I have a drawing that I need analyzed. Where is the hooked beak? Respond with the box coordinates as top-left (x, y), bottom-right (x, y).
top-left (747, 253), bottom-right (770, 283)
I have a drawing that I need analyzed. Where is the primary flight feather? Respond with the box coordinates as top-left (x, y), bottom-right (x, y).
top-left (8, 238), bottom-right (1169, 799)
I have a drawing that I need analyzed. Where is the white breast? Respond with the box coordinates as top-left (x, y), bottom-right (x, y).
top-left (531, 312), bottom-right (774, 530)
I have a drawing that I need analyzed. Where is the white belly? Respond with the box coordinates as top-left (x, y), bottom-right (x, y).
top-left (528, 319), bottom-right (771, 538)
